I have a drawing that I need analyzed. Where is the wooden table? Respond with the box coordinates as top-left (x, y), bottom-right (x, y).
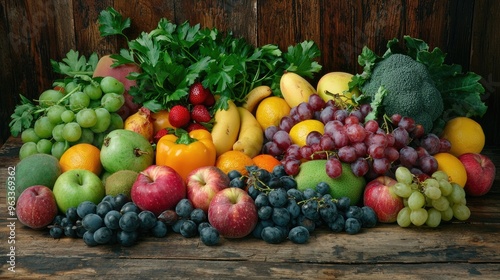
top-left (0, 136), bottom-right (499, 279)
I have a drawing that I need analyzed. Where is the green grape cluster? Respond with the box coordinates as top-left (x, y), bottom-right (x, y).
top-left (393, 166), bottom-right (471, 228)
top-left (18, 76), bottom-right (126, 160)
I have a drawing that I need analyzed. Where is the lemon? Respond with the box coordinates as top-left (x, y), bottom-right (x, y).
top-left (434, 152), bottom-right (467, 187)
top-left (295, 160), bottom-right (366, 205)
top-left (441, 117), bottom-right (485, 157)
top-left (289, 119), bottom-right (324, 147)
top-left (255, 96), bottom-right (291, 130)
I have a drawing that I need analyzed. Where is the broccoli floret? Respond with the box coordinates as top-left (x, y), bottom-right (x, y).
top-left (362, 53), bottom-right (443, 132)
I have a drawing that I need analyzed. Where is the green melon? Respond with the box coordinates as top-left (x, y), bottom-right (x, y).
top-left (12, 153), bottom-right (62, 199)
top-left (294, 160), bottom-right (366, 205)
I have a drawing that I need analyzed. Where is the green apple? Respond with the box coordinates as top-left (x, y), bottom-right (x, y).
top-left (53, 169), bottom-right (105, 213)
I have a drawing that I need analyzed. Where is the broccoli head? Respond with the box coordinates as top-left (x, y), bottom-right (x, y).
top-left (362, 53), bottom-right (443, 132)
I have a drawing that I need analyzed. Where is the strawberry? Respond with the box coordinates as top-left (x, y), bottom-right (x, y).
top-left (153, 128), bottom-right (169, 143)
top-left (203, 90), bottom-right (215, 107)
top-left (187, 122), bottom-right (208, 132)
top-left (168, 105), bottom-right (191, 128)
top-left (190, 105), bottom-right (212, 123)
top-left (188, 82), bottom-right (209, 105)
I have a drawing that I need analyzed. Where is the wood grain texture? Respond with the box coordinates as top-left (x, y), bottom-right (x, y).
top-left (471, 0), bottom-right (500, 146)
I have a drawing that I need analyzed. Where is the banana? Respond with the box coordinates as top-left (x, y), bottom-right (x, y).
top-left (211, 100), bottom-right (241, 156)
top-left (233, 107), bottom-right (264, 158)
top-left (241, 85), bottom-right (272, 113)
top-left (280, 72), bottom-right (317, 108)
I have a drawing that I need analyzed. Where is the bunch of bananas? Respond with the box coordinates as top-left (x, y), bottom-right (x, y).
top-left (210, 72), bottom-right (317, 158)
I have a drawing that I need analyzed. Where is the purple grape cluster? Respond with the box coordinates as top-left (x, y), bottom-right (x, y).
top-left (261, 94), bottom-right (451, 179)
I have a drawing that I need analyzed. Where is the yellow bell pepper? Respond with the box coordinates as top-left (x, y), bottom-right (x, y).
top-left (156, 129), bottom-right (217, 181)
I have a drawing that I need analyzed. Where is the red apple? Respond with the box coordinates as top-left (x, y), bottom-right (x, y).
top-left (16, 185), bottom-right (58, 230)
top-left (186, 166), bottom-right (230, 213)
top-left (363, 176), bottom-right (404, 223)
top-left (93, 54), bottom-right (141, 119)
top-left (131, 165), bottom-right (186, 216)
top-left (458, 153), bottom-right (496, 196)
top-left (208, 188), bottom-right (258, 238)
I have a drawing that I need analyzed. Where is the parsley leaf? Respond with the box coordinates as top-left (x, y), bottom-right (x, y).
top-left (9, 95), bottom-right (39, 137)
top-left (284, 40), bottom-right (322, 79)
top-left (98, 7), bottom-right (131, 38)
top-left (50, 49), bottom-right (98, 77)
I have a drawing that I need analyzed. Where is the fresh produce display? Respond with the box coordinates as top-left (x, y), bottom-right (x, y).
top-left (6, 7), bottom-right (496, 248)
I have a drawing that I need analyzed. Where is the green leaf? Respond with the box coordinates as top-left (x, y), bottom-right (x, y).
top-left (50, 49), bottom-right (97, 77)
top-left (98, 7), bottom-right (131, 38)
top-left (9, 95), bottom-right (38, 137)
top-left (364, 86), bottom-right (388, 121)
top-left (284, 40), bottom-right (322, 78)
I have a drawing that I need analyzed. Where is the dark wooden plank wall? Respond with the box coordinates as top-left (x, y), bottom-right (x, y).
top-left (1, 0), bottom-right (499, 146)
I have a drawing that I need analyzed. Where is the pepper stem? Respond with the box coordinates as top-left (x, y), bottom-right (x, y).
top-left (174, 128), bottom-right (198, 145)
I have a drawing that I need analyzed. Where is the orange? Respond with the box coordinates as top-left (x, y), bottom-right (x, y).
top-left (59, 143), bottom-right (103, 175)
top-left (255, 96), bottom-right (291, 130)
top-left (215, 150), bottom-right (255, 176)
top-left (433, 152), bottom-right (467, 187)
top-left (440, 117), bottom-right (485, 157)
top-left (289, 119), bottom-right (325, 147)
top-left (252, 154), bottom-right (282, 173)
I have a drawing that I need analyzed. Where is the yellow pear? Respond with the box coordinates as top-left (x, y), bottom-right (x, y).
top-left (316, 72), bottom-right (360, 105)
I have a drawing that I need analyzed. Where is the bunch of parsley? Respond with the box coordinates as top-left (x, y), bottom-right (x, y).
top-left (98, 7), bottom-right (322, 111)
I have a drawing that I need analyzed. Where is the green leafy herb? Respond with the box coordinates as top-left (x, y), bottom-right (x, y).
top-left (98, 7), bottom-right (322, 111)
top-left (9, 95), bottom-right (40, 137)
top-left (98, 7), bottom-right (131, 37)
top-left (50, 49), bottom-right (98, 77)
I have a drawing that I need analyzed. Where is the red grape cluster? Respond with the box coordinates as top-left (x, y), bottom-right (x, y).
top-left (261, 94), bottom-right (451, 179)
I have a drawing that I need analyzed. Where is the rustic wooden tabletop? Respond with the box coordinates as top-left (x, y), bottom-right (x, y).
top-left (1, 136), bottom-right (499, 279)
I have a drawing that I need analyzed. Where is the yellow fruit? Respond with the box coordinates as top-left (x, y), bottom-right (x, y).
top-left (280, 72), bottom-right (317, 108)
top-left (233, 107), bottom-right (264, 158)
top-left (295, 160), bottom-right (366, 205)
top-left (211, 100), bottom-right (241, 156)
top-left (255, 96), bottom-right (291, 130)
top-left (59, 143), bottom-right (103, 176)
top-left (316, 72), bottom-right (360, 105)
top-left (289, 119), bottom-right (325, 147)
top-left (440, 117), bottom-right (485, 157)
top-left (215, 150), bottom-right (255, 176)
top-left (242, 85), bottom-right (272, 113)
top-left (434, 152), bottom-right (467, 187)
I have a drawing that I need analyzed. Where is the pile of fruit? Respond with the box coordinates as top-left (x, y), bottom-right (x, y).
top-left (8, 7), bottom-right (495, 247)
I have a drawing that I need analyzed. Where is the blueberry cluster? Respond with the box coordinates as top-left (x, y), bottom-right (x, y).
top-left (232, 165), bottom-right (378, 244)
top-left (158, 198), bottom-right (220, 246)
top-left (49, 194), bottom-right (167, 247)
